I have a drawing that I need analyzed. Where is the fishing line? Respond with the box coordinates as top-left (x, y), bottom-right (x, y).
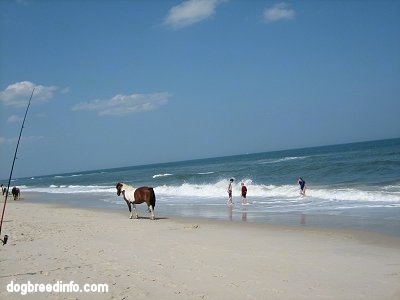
top-left (0, 88), bottom-right (35, 245)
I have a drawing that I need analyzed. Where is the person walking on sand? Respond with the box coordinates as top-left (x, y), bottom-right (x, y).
top-left (227, 178), bottom-right (234, 205)
top-left (297, 178), bottom-right (306, 196)
top-left (241, 182), bottom-right (247, 205)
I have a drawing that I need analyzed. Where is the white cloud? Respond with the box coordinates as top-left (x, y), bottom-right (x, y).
top-left (0, 81), bottom-right (61, 108)
top-left (7, 115), bottom-right (23, 123)
top-left (72, 92), bottom-right (171, 116)
top-left (164, 0), bottom-right (226, 29)
top-left (0, 135), bottom-right (45, 145)
top-left (61, 87), bottom-right (71, 94)
top-left (263, 2), bottom-right (295, 23)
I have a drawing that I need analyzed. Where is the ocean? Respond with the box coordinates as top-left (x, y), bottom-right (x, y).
top-left (6, 138), bottom-right (400, 235)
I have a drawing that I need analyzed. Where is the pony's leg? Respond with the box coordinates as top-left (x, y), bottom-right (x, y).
top-left (131, 203), bottom-right (139, 219)
top-left (148, 205), bottom-right (155, 220)
top-left (125, 201), bottom-right (133, 219)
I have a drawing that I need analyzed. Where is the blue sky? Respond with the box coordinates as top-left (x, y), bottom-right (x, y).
top-left (0, 0), bottom-right (399, 179)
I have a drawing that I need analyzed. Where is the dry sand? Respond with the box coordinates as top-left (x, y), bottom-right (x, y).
top-left (1, 199), bottom-right (400, 300)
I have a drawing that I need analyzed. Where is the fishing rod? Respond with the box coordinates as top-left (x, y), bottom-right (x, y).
top-left (0, 88), bottom-right (35, 245)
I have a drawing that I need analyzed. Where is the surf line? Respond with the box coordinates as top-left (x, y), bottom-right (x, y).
top-left (0, 88), bottom-right (35, 246)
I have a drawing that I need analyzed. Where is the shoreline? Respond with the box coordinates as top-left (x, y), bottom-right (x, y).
top-left (11, 192), bottom-right (400, 238)
top-left (5, 196), bottom-right (400, 248)
top-left (1, 199), bottom-right (400, 299)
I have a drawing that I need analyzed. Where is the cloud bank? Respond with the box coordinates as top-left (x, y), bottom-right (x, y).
top-left (72, 92), bottom-right (171, 116)
top-left (164, 0), bottom-right (225, 29)
top-left (263, 2), bottom-right (295, 23)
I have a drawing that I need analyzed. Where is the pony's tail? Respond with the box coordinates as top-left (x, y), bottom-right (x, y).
top-left (149, 187), bottom-right (156, 209)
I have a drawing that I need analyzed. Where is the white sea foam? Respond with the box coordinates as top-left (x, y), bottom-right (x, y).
top-left (258, 156), bottom-right (308, 164)
top-left (153, 173), bottom-right (173, 178)
top-left (21, 181), bottom-right (400, 203)
top-left (23, 185), bottom-right (114, 194)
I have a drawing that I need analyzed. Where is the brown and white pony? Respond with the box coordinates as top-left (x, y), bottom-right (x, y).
top-left (116, 183), bottom-right (156, 220)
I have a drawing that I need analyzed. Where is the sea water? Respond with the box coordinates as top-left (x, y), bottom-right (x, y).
top-left (6, 138), bottom-right (400, 234)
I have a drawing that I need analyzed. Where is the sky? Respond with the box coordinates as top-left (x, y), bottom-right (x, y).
top-left (0, 0), bottom-right (399, 179)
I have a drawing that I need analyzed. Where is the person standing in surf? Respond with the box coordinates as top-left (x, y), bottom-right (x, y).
top-left (297, 178), bottom-right (306, 196)
top-left (241, 182), bottom-right (247, 205)
top-left (227, 178), bottom-right (234, 205)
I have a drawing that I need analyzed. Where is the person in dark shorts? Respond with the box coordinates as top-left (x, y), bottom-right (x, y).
top-left (227, 178), bottom-right (234, 205)
top-left (241, 182), bottom-right (247, 205)
top-left (297, 178), bottom-right (306, 196)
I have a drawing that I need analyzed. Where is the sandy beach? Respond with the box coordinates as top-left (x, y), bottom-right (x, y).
top-left (1, 198), bottom-right (400, 300)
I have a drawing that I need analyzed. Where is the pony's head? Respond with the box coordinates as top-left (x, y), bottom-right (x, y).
top-left (116, 182), bottom-right (123, 196)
